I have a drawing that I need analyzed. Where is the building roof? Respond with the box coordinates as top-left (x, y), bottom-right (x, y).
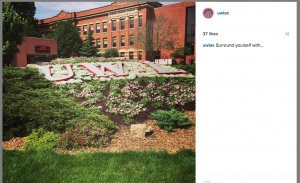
top-left (38, 2), bottom-right (163, 24)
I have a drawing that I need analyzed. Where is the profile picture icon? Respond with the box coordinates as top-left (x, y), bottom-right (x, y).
top-left (203, 8), bottom-right (213, 18)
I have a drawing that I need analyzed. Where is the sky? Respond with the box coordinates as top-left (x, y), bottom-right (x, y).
top-left (35, 2), bottom-right (179, 20)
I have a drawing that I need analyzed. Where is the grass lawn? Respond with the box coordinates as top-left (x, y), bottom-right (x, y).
top-left (3, 149), bottom-right (195, 183)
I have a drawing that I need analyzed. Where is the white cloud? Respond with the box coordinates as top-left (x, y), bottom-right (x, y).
top-left (160, 2), bottom-right (179, 5)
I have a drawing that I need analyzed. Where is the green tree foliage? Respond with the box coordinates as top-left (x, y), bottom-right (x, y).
top-left (2, 2), bottom-right (26, 61)
top-left (11, 2), bottom-right (40, 37)
top-left (79, 28), bottom-right (99, 57)
top-left (170, 46), bottom-right (192, 64)
top-left (45, 19), bottom-right (83, 58)
top-left (103, 48), bottom-right (119, 58)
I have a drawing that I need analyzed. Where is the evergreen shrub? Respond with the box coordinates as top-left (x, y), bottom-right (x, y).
top-left (150, 109), bottom-right (193, 132)
top-left (3, 67), bottom-right (117, 144)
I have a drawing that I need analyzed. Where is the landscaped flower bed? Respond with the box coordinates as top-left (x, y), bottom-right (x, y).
top-left (3, 57), bottom-right (195, 149)
top-left (46, 57), bottom-right (196, 124)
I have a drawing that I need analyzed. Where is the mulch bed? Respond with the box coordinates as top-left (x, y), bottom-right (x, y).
top-left (3, 111), bottom-right (196, 154)
top-left (2, 137), bottom-right (26, 151)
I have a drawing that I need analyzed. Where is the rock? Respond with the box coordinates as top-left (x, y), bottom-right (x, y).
top-left (130, 124), bottom-right (153, 138)
top-left (27, 64), bottom-right (39, 68)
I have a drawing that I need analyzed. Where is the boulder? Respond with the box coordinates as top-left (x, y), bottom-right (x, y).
top-left (130, 124), bottom-right (153, 138)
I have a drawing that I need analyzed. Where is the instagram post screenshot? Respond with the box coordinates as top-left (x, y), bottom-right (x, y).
top-left (197, 2), bottom-right (297, 183)
top-left (1, 1), bottom-right (297, 183)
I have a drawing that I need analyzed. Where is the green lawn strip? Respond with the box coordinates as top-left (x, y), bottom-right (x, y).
top-left (3, 149), bottom-right (195, 183)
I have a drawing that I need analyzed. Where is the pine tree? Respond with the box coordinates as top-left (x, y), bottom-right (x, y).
top-left (45, 19), bottom-right (83, 58)
top-left (79, 28), bottom-right (99, 57)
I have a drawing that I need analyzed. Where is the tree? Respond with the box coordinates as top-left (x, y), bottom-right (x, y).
top-left (46, 19), bottom-right (83, 58)
top-left (11, 2), bottom-right (40, 37)
top-left (79, 28), bottom-right (99, 57)
top-left (103, 48), bottom-right (119, 58)
top-left (2, 2), bottom-right (26, 61)
top-left (170, 46), bottom-right (192, 64)
top-left (135, 14), bottom-right (179, 61)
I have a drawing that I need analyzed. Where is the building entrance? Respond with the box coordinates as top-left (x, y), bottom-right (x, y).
top-left (27, 55), bottom-right (52, 64)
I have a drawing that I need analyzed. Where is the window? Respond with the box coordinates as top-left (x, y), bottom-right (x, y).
top-left (187, 24), bottom-right (195, 38)
top-left (103, 38), bottom-right (107, 48)
top-left (83, 25), bottom-right (87, 35)
top-left (185, 6), bottom-right (195, 55)
top-left (96, 39), bottom-right (101, 48)
top-left (129, 52), bottom-right (134, 59)
top-left (130, 35), bottom-right (134, 46)
top-left (130, 17), bottom-right (134, 28)
top-left (112, 37), bottom-right (116, 47)
top-left (103, 22), bottom-right (107, 32)
top-left (41, 31), bottom-right (44, 37)
top-left (139, 16), bottom-right (142, 27)
top-left (121, 36), bottom-right (125, 46)
top-left (139, 51), bottom-right (142, 60)
top-left (120, 52), bottom-right (125, 57)
top-left (112, 20), bottom-right (116, 31)
top-left (78, 26), bottom-right (81, 35)
top-left (96, 23), bottom-right (100, 33)
top-left (121, 19), bottom-right (125, 30)
top-left (186, 6), bottom-right (195, 38)
top-left (90, 24), bottom-right (94, 33)
top-left (187, 6), bottom-right (195, 21)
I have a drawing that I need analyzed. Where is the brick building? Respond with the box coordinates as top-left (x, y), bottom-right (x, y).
top-left (10, 37), bottom-right (57, 67)
top-left (38, 2), bottom-right (195, 63)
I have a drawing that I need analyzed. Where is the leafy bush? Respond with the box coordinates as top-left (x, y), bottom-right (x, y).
top-left (23, 128), bottom-right (60, 150)
top-left (3, 67), bottom-right (118, 145)
top-left (103, 48), bottom-right (119, 58)
top-left (3, 67), bottom-right (51, 94)
top-left (3, 88), bottom-right (78, 140)
top-left (150, 109), bottom-right (193, 132)
top-left (3, 88), bottom-right (118, 142)
top-left (171, 64), bottom-right (195, 75)
top-left (172, 59), bottom-right (178, 65)
top-left (170, 46), bottom-right (192, 64)
top-left (96, 53), bottom-right (102, 57)
top-left (59, 114), bottom-right (118, 149)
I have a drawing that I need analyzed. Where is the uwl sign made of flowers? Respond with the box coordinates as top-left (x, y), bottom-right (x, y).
top-left (37, 61), bottom-right (193, 85)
